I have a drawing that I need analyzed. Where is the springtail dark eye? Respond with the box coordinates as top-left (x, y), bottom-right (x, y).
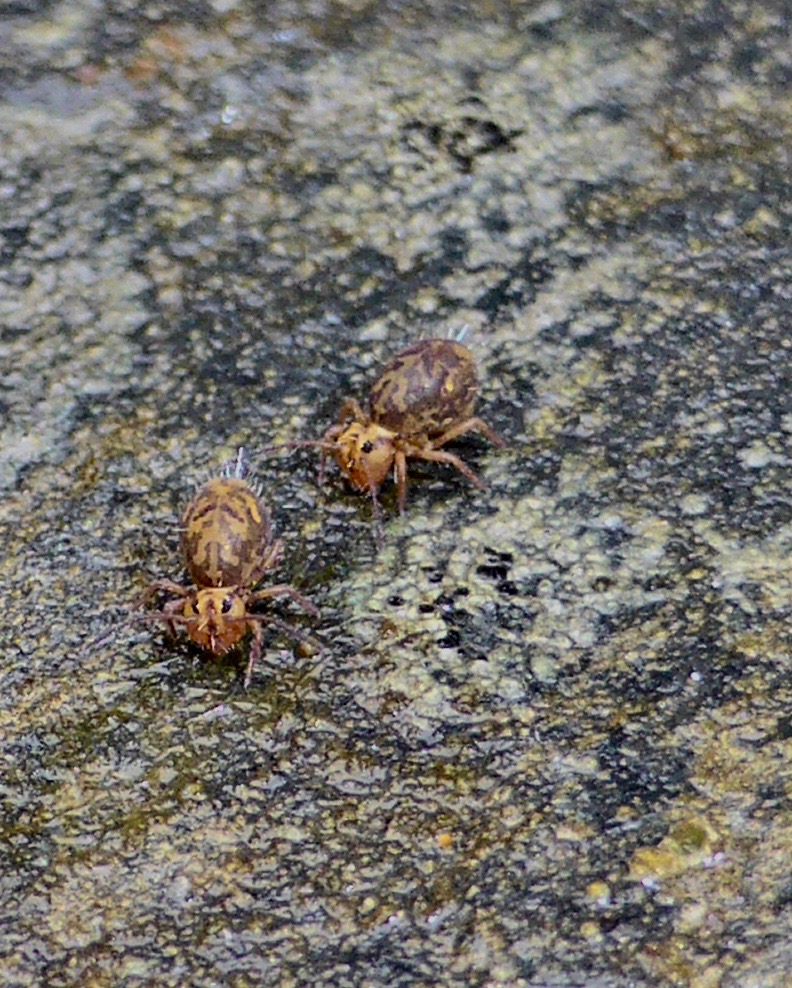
top-left (362, 441), bottom-right (374, 453)
top-left (222, 597), bottom-right (234, 613)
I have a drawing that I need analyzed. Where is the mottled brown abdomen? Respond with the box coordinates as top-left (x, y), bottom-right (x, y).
top-left (368, 339), bottom-right (479, 436)
top-left (181, 478), bottom-right (271, 588)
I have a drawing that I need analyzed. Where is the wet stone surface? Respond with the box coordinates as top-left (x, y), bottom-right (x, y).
top-left (0, 1), bottom-right (790, 986)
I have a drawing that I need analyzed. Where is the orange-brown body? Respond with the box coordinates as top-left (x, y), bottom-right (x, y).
top-left (140, 452), bottom-right (318, 686)
top-left (320, 338), bottom-right (504, 518)
top-left (368, 339), bottom-right (479, 435)
top-left (182, 477), bottom-right (273, 589)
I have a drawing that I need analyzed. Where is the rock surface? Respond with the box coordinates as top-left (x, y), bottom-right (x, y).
top-left (0, 2), bottom-right (789, 986)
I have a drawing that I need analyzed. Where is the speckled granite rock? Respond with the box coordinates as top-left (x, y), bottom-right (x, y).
top-left (0, 2), bottom-right (789, 986)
